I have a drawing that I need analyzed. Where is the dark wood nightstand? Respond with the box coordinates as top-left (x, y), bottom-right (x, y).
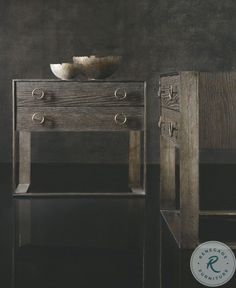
top-left (159, 71), bottom-right (236, 250)
top-left (12, 80), bottom-right (147, 287)
top-left (13, 80), bottom-right (146, 195)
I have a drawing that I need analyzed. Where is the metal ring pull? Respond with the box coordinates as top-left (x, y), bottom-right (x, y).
top-left (157, 87), bottom-right (161, 98)
top-left (169, 122), bottom-right (173, 136)
top-left (169, 122), bottom-right (177, 137)
top-left (168, 85), bottom-right (173, 99)
top-left (157, 81), bottom-right (162, 98)
top-left (114, 113), bottom-right (127, 125)
top-left (32, 113), bottom-right (45, 125)
top-left (114, 88), bottom-right (127, 100)
top-left (32, 88), bottom-right (45, 100)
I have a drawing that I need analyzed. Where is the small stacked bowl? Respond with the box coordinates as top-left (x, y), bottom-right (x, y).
top-left (50, 55), bottom-right (122, 80)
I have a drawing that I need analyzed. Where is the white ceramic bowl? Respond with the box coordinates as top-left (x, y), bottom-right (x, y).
top-left (73, 55), bottom-right (122, 80)
top-left (50, 63), bottom-right (80, 80)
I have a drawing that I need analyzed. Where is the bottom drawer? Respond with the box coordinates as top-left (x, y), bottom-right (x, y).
top-left (17, 107), bottom-right (144, 131)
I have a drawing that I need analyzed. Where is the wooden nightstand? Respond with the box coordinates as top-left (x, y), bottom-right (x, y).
top-left (13, 80), bottom-right (146, 196)
top-left (159, 71), bottom-right (236, 249)
top-left (12, 80), bottom-right (147, 288)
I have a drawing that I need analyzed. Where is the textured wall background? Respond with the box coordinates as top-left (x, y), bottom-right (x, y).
top-left (1, 1), bottom-right (236, 287)
top-left (1, 0), bottom-right (236, 163)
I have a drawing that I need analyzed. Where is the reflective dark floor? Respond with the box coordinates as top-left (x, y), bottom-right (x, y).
top-left (161, 164), bottom-right (236, 288)
top-left (1, 164), bottom-right (236, 288)
top-left (0, 164), bottom-right (148, 288)
top-left (15, 246), bottom-right (142, 288)
top-left (161, 223), bottom-right (236, 288)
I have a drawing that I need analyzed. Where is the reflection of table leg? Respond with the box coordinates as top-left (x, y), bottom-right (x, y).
top-left (16, 131), bottom-right (31, 193)
top-left (129, 131), bottom-right (141, 191)
top-left (17, 200), bottom-right (31, 247)
top-left (160, 217), bottom-right (182, 288)
top-left (160, 216), bottom-right (163, 288)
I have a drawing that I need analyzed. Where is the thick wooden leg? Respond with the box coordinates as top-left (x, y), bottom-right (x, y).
top-left (180, 144), bottom-right (199, 249)
top-left (17, 131), bottom-right (31, 246)
top-left (129, 131), bottom-right (141, 191)
top-left (180, 72), bottom-right (199, 249)
top-left (160, 136), bottom-right (176, 209)
top-left (16, 131), bottom-right (31, 193)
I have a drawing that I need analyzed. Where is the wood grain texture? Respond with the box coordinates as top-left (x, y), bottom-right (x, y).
top-left (160, 71), bottom-right (236, 249)
top-left (129, 131), bottom-right (141, 188)
top-left (12, 80), bottom-right (16, 191)
top-left (17, 107), bottom-right (144, 131)
top-left (16, 81), bottom-right (144, 107)
top-left (179, 71), bottom-right (199, 249)
top-left (160, 136), bottom-right (176, 209)
top-left (199, 72), bottom-right (236, 149)
top-left (160, 107), bottom-right (180, 123)
top-left (19, 131), bottom-right (31, 188)
top-left (160, 74), bottom-right (180, 112)
top-left (143, 81), bottom-right (147, 193)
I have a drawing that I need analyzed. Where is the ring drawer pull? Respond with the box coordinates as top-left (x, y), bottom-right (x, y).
top-left (32, 88), bottom-right (45, 100)
top-left (168, 85), bottom-right (173, 99)
top-left (114, 88), bottom-right (127, 100)
top-left (158, 116), bottom-right (162, 128)
top-left (114, 113), bottom-right (127, 125)
top-left (32, 113), bottom-right (45, 125)
top-left (168, 122), bottom-right (177, 137)
top-left (157, 87), bottom-right (161, 98)
top-left (169, 122), bottom-right (173, 136)
top-left (157, 81), bottom-right (161, 98)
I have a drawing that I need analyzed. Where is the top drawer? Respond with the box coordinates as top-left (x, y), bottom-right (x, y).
top-left (15, 81), bottom-right (144, 107)
top-left (159, 74), bottom-right (180, 111)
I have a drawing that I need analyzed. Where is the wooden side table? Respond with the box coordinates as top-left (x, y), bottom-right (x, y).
top-left (159, 71), bottom-right (236, 249)
top-left (12, 80), bottom-right (147, 287)
top-left (13, 80), bottom-right (146, 195)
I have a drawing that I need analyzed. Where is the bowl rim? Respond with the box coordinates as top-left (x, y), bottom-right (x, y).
top-left (73, 55), bottom-right (122, 59)
top-left (50, 63), bottom-right (77, 66)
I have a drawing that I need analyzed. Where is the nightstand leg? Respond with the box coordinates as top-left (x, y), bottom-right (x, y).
top-left (17, 131), bottom-right (31, 192)
top-left (180, 71), bottom-right (199, 249)
top-left (129, 131), bottom-right (141, 191)
top-left (160, 136), bottom-right (176, 209)
top-left (17, 131), bottom-right (31, 246)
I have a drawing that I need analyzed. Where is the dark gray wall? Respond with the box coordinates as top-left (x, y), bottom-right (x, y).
top-left (1, 2), bottom-right (236, 287)
top-left (1, 0), bottom-right (236, 163)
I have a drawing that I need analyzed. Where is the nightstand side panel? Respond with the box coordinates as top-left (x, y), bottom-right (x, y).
top-left (199, 72), bottom-right (236, 149)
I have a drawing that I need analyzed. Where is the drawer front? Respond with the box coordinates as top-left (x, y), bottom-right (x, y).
top-left (158, 115), bottom-right (179, 145)
top-left (159, 74), bottom-right (180, 111)
top-left (16, 81), bottom-right (144, 107)
top-left (17, 107), bottom-right (144, 131)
